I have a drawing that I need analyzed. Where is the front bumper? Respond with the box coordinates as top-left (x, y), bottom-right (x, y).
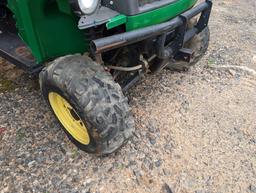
top-left (91, 0), bottom-right (212, 58)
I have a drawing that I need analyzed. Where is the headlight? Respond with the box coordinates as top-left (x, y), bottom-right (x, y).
top-left (78, 0), bottom-right (99, 14)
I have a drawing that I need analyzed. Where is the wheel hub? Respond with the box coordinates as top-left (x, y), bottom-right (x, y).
top-left (48, 92), bottom-right (90, 145)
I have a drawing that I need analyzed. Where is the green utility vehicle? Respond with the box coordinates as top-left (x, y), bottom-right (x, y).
top-left (0, 0), bottom-right (212, 155)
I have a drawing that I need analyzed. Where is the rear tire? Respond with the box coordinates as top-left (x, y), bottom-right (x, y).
top-left (39, 55), bottom-right (135, 155)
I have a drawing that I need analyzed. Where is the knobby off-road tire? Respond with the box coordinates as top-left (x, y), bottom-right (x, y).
top-left (39, 55), bottom-right (135, 155)
top-left (166, 23), bottom-right (210, 71)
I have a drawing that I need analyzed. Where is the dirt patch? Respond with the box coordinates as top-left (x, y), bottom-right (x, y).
top-left (0, 59), bottom-right (23, 92)
top-left (0, 59), bottom-right (38, 92)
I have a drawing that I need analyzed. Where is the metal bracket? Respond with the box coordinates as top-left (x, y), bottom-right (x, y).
top-left (155, 0), bottom-right (212, 60)
top-left (78, 6), bottom-right (119, 29)
top-left (196, 0), bottom-right (212, 33)
top-left (156, 33), bottom-right (167, 59)
top-left (171, 14), bottom-right (188, 54)
top-left (157, 14), bottom-right (188, 59)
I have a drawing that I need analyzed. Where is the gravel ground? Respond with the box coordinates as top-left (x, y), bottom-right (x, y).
top-left (1, 0), bottom-right (256, 192)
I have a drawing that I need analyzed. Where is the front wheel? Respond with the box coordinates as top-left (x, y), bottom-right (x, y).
top-left (39, 55), bottom-right (135, 155)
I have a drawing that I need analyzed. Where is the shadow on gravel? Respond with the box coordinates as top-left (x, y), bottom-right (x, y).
top-left (0, 58), bottom-right (39, 92)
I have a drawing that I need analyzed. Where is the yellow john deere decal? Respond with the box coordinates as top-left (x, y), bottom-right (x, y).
top-left (48, 92), bottom-right (90, 145)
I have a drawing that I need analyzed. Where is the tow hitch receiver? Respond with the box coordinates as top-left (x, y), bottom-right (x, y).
top-left (174, 48), bottom-right (194, 63)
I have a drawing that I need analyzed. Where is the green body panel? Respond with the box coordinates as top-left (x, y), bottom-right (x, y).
top-left (126, 0), bottom-right (197, 31)
top-left (106, 14), bottom-right (127, 30)
top-left (7, 0), bottom-right (197, 63)
top-left (7, 0), bottom-right (86, 63)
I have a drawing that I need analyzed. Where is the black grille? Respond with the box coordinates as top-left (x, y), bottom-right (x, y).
top-left (138, 0), bottom-right (159, 6)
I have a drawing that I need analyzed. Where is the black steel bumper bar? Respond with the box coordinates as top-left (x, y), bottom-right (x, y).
top-left (91, 0), bottom-right (212, 56)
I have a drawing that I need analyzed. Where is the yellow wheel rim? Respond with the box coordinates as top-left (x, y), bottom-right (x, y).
top-left (48, 92), bottom-right (90, 145)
